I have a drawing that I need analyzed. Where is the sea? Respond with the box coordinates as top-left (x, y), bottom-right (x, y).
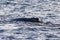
top-left (0, 0), bottom-right (60, 40)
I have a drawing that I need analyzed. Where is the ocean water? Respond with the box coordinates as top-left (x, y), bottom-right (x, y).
top-left (0, 0), bottom-right (60, 40)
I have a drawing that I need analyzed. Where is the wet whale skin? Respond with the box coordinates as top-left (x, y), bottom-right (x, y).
top-left (10, 18), bottom-right (39, 22)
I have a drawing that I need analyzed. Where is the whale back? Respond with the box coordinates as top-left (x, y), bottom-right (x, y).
top-left (10, 18), bottom-right (40, 22)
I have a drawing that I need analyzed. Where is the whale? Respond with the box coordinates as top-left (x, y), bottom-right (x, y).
top-left (10, 18), bottom-right (40, 22)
